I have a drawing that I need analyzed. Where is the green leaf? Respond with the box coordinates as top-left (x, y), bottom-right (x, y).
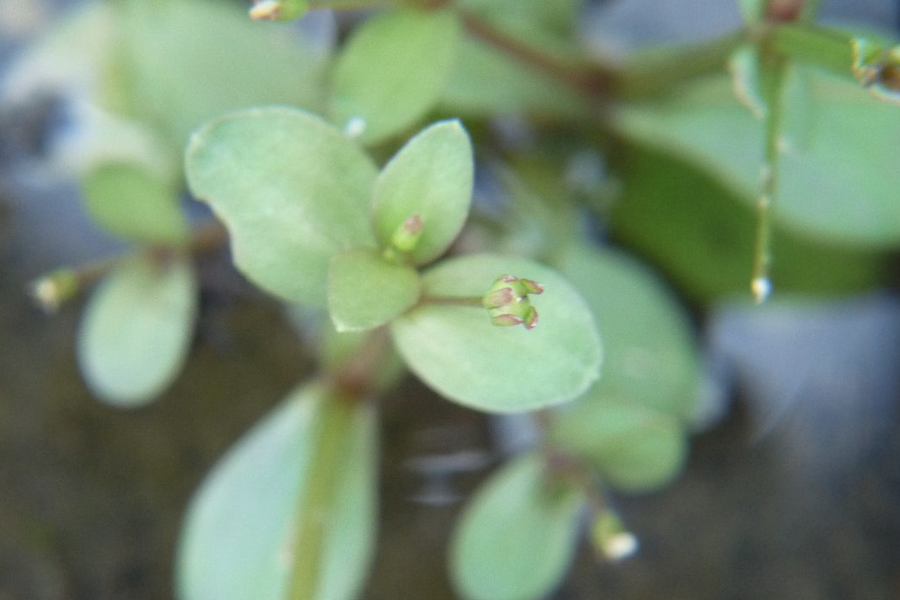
top-left (557, 244), bottom-right (700, 421)
top-left (614, 67), bottom-right (900, 246)
top-left (440, 36), bottom-right (588, 118)
top-left (551, 397), bottom-right (687, 493)
top-left (330, 7), bottom-right (462, 145)
top-left (609, 143), bottom-right (886, 300)
top-left (2, 0), bottom-right (326, 165)
top-left (327, 248), bottom-right (420, 332)
top-left (185, 107), bottom-right (378, 306)
top-left (178, 382), bottom-right (377, 600)
top-left (371, 120), bottom-right (473, 265)
top-left (390, 254), bottom-right (602, 413)
top-left (82, 161), bottom-right (188, 245)
top-left (77, 254), bottom-right (197, 406)
top-left (451, 452), bottom-right (584, 600)
top-left (120, 0), bottom-right (326, 151)
top-left (737, 0), bottom-right (764, 23)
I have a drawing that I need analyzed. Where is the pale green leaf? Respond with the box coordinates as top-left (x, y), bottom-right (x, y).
top-left (557, 243), bottom-right (700, 421)
top-left (615, 67), bottom-right (900, 246)
top-left (77, 254), bottom-right (197, 406)
top-left (1, 0), bottom-right (326, 167)
top-left (82, 161), bottom-right (188, 245)
top-left (451, 452), bottom-right (584, 600)
top-left (552, 397), bottom-right (687, 493)
top-left (327, 248), bottom-right (420, 332)
top-left (185, 107), bottom-right (378, 306)
top-left (440, 36), bottom-right (588, 118)
top-left (390, 254), bottom-right (602, 413)
top-left (330, 7), bottom-right (462, 145)
top-left (178, 382), bottom-right (377, 600)
top-left (120, 0), bottom-right (326, 151)
top-left (371, 120), bottom-right (473, 265)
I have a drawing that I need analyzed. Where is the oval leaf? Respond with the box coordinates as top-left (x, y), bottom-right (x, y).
top-left (551, 397), bottom-right (687, 493)
top-left (451, 452), bottom-right (585, 600)
top-left (120, 0), bottom-right (326, 151)
top-left (371, 120), bottom-right (473, 265)
top-left (615, 67), bottom-right (900, 246)
top-left (331, 7), bottom-right (461, 145)
top-left (77, 254), bottom-right (197, 406)
top-left (185, 107), bottom-right (378, 306)
top-left (390, 254), bottom-right (602, 413)
top-left (82, 161), bottom-right (188, 245)
top-left (557, 244), bottom-right (700, 421)
top-left (178, 383), bottom-right (377, 600)
top-left (327, 248), bottom-right (420, 332)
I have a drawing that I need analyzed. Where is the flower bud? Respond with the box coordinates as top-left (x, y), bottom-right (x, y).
top-left (481, 274), bottom-right (544, 330)
top-left (390, 214), bottom-right (424, 253)
top-left (591, 510), bottom-right (639, 562)
top-left (29, 268), bottom-right (79, 313)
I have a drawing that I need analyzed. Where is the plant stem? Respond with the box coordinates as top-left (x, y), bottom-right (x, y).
top-left (752, 51), bottom-right (788, 304)
top-left (29, 219), bottom-right (228, 312)
top-left (418, 294), bottom-right (484, 308)
top-left (286, 393), bottom-right (353, 600)
top-left (455, 7), bottom-right (608, 98)
top-left (307, 0), bottom-right (395, 10)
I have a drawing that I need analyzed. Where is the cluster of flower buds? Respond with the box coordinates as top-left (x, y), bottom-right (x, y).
top-left (481, 275), bottom-right (544, 330)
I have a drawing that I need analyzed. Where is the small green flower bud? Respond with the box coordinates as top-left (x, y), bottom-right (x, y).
top-left (29, 268), bottom-right (79, 313)
top-left (390, 214), bottom-right (424, 253)
top-left (482, 274), bottom-right (544, 330)
top-left (591, 510), bottom-right (639, 562)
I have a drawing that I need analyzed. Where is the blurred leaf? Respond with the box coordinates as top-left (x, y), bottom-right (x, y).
top-left (551, 397), bottom-right (687, 493)
top-left (185, 107), bottom-right (377, 307)
top-left (371, 120), bottom-right (473, 265)
top-left (615, 67), bottom-right (900, 246)
top-left (178, 382), bottom-right (377, 600)
top-left (82, 161), bottom-right (188, 245)
top-left (1, 0), bottom-right (326, 169)
top-left (610, 144), bottom-right (885, 301)
top-left (120, 0), bottom-right (326, 151)
top-left (451, 452), bottom-right (584, 600)
top-left (440, 36), bottom-right (588, 118)
top-left (390, 254), bottom-right (602, 413)
top-left (737, 0), bottom-right (764, 23)
top-left (77, 254), bottom-right (196, 406)
top-left (327, 248), bottom-right (420, 332)
top-left (557, 243), bottom-right (700, 421)
top-left (331, 7), bottom-right (461, 145)
top-left (457, 0), bottom-right (582, 58)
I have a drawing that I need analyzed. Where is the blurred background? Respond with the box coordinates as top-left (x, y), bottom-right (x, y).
top-left (2, 0), bottom-right (900, 598)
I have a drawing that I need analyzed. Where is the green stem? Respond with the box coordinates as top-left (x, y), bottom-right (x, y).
top-left (286, 395), bottom-right (353, 600)
top-left (418, 294), bottom-right (484, 308)
top-left (752, 51), bottom-right (788, 304)
top-left (455, 6), bottom-right (608, 98)
top-left (307, 0), bottom-right (395, 10)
